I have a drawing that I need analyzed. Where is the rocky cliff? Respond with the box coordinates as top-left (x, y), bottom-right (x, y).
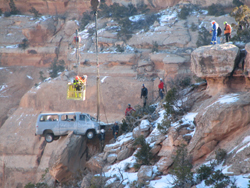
top-left (1, 1), bottom-right (250, 188)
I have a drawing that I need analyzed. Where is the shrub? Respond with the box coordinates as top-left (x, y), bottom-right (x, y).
top-left (4, 11), bottom-right (11, 17)
top-left (122, 104), bottom-right (156, 133)
top-left (152, 41), bottom-right (158, 53)
top-left (80, 12), bottom-right (93, 31)
top-left (157, 115), bottom-right (171, 134)
top-left (233, 0), bottom-right (244, 7)
top-left (117, 17), bottom-right (133, 40)
top-left (196, 26), bottom-right (211, 47)
top-left (207, 3), bottom-right (225, 16)
top-left (170, 144), bottom-right (193, 188)
top-left (29, 7), bottom-right (41, 18)
top-left (164, 87), bottom-right (177, 116)
top-left (0, 9), bottom-right (2, 15)
top-left (191, 22), bottom-right (198, 31)
top-left (49, 58), bottom-right (65, 78)
top-left (133, 135), bottom-right (153, 170)
top-left (24, 182), bottom-right (49, 188)
top-left (178, 6), bottom-right (191, 19)
top-left (39, 71), bottom-right (46, 82)
top-left (205, 170), bottom-right (230, 188)
top-left (9, 0), bottom-right (21, 15)
top-left (231, 5), bottom-right (250, 29)
top-left (196, 165), bottom-right (214, 183)
top-left (18, 39), bottom-right (29, 50)
top-left (215, 148), bottom-right (227, 164)
top-left (116, 44), bottom-right (124, 52)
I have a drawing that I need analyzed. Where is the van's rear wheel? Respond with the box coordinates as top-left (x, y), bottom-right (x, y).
top-left (86, 130), bottom-right (95, 139)
top-left (45, 132), bottom-right (54, 143)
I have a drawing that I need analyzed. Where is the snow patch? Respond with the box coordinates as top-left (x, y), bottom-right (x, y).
top-left (101, 76), bottom-right (109, 83)
top-left (26, 75), bottom-right (33, 80)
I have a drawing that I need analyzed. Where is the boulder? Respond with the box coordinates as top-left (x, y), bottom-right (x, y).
top-left (49, 132), bottom-right (87, 182)
top-left (191, 44), bottom-right (239, 78)
top-left (149, 144), bottom-right (161, 156)
top-left (158, 128), bottom-right (178, 157)
top-left (137, 165), bottom-right (154, 183)
top-left (107, 153), bottom-right (117, 164)
top-left (133, 120), bottom-right (151, 138)
top-left (156, 157), bottom-right (174, 173)
top-left (85, 155), bottom-right (105, 174)
top-left (117, 148), bottom-right (134, 161)
top-left (188, 92), bottom-right (250, 162)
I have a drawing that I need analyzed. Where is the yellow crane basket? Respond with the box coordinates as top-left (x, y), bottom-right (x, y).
top-left (67, 75), bottom-right (87, 101)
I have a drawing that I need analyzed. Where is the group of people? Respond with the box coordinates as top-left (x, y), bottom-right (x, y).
top-left (99, 78), bottom-right (166, 147)
top-left (210, 20), bottom-right (232, 45)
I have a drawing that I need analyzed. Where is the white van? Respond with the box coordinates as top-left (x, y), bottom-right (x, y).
top-left (35, 112), bottom-right (100, 143)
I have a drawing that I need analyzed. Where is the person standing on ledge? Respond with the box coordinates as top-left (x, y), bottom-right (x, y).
top-left (224, 21), bottom-right (232, 43)
top-left (158, 78), bottom-right (165, 100)
top-left (141, 84), bottom-right (148, 108)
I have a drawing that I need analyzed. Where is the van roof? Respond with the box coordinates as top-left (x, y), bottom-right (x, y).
top-left (39, 112), bottom-right (85, 115)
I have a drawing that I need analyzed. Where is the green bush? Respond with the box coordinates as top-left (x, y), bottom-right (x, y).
top-left (205, 170), bottom-right (230, 188)
top-left (164, 88), bottom-right (177, 116)
top-left (117, 17), bottom-right (133, 40)
top-left (178, 6), bottom-right (191, 19)
top-left (196, 26), bottom-right (211, 47)
top-left (170, 144), bottom-right (194, 187)
top-left (196, 164), bottom-right (214, 183)
top-left (191, 22), bottom-right (198, 31)
top-left (39, 71), bottom-right (46, 82)
top-left (215, 148), bottom-right (227, 164)
top-left (0, 9), bottom-right (2, 15)
top-left (157, 115), bottom-right (171, 134)
top-left (4, 11), bottom-right (11, 17)
top-left (49, 58), bottom-right (65, 78)
top-left (133, 135), bottom-right (153, 170)
top-left (207, 3), bottom-right (225, 16)
top-left (24, 182), bottom-right (48, 188)
top-left (18, 39), bottom-right (29, 50)
top-left (9, 0), bottom-right (21, 15)
top-left (233, 0), bottom-right (244, 7)
top-left (80, 12), bottom-right (93, 31)
top-left (29, 7), bottom-right (41, 18)
top-left (152, 41), bottom-right (158, 53)
top-left (116, 44), bottom-right (124, 52)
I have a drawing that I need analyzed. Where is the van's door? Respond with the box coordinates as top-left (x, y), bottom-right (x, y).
top-left (77, 114), bottom-right (92, 134)
top-left (59, 114), bottom-right (77, 135)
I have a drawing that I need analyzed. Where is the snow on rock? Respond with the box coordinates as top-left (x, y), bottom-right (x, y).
top-left (104, 132), bottom-right (134, 152)
top-left (26, 75), bottom-right (33, 80)
top-left (133, 119), bottom-right (151, 138)
top-left (104, 155), bottom-right (137, 186)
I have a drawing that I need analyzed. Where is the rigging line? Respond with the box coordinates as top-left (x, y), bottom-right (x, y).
top-left (99, 84), bottom-right (109, 124)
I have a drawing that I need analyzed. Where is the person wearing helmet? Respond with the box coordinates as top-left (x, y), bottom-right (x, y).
top-left (125, 103), bottom-right (136, 116)
top-left (99, 129), bottom-right (105, 151)
top-left (112, 121), bottom-right (119, 141)
top-left (210, 20), bottom-right (218, 45)
top-left (224, 21), bottom-right (232, 42)
top-left (158, 78), bottom-right (165, 100)
top-left (141, 84), bottom-right (148, 108)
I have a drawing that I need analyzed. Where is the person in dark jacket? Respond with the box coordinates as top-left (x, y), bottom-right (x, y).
top-left (141, 84), bottom-right (148, 108)
top-left (99, 129), bottom-right (105, 151)
top-left (112, 121), bottom-right (119, 141)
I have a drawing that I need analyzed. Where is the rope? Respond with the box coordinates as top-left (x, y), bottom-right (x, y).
top-left (99, 84), bottom-right (109, 124)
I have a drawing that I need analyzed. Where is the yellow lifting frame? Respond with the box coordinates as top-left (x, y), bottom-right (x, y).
top-left (67, 75), bottom-right (87, 101)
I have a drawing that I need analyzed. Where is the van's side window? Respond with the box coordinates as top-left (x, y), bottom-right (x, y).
top-left (61, 114), bottom-right (75, 121)
top-left (80, 114), bottom-right (90, 122)
top-left (40, 115), bottom-right (58, 122)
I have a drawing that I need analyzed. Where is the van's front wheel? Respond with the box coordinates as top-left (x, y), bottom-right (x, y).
top-left (86, 130), bottom-right (95, 140)
top-left (45, 132), bottom-right (54, 143)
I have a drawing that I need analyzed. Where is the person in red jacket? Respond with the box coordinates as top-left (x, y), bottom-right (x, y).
top-left (125, 103), bottom-right (135, 116)
top-left (158, 78), bottom-right (164, 100)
